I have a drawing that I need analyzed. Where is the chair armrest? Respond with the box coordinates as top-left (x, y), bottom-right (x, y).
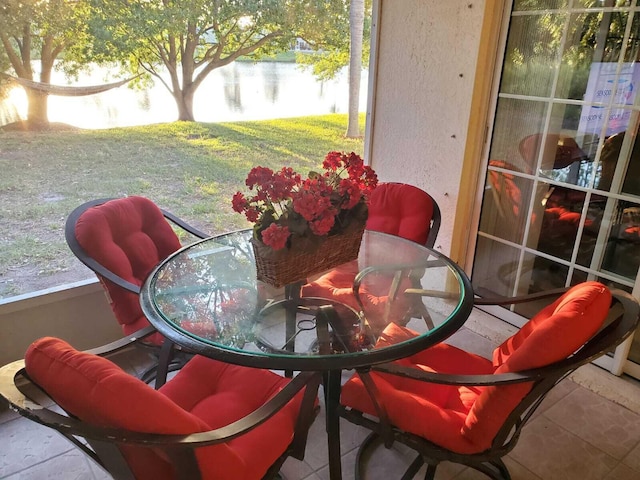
top-left (368, 288), bottom-right (639, 386)
top-left (352, 258), bottom-right (447, 311)
top-left (161, 209), bottom-right (209, 240)
top-left (368, 362), bottom-right (557, 386)
top-left (473, 286), bottom-right (570, 306)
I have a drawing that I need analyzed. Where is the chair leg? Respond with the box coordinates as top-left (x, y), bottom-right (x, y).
top-left (423, 463), bottom-right (437, 480)
top-left (354, 433), bottom-right (428, 480)
top-left (401, 455), bottom-right (424, 480)
top-left (355, 432), bottom-right (381, 480)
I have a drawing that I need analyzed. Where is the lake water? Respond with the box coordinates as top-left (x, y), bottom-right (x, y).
top-left (0, 62), bottom-right (368, 129)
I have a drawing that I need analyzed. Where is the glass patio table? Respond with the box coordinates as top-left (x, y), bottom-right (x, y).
top-left (140, 229), bottom-right (473, 480)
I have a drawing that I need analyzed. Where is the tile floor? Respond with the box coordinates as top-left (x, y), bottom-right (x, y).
top-left (1, 308), bottom-right (640, 480)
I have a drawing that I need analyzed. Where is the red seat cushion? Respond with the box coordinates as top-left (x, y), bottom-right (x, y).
top-left (74, 197), bottom-right (182, 341)
top-left (25, 337), bottom-right (304, 480)
top-left (341, 282), bottom-right (611, 454)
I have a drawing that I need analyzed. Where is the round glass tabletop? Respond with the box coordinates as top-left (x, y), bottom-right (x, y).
top-left (140, 229), bottom-right (473, 370)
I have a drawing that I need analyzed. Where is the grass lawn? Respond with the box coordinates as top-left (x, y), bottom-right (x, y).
top-left (0, 113), bottom-right (365, 299)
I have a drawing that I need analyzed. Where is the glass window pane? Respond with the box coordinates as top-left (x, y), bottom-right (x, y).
top-left (480, 168), bottom-right (536, 245)
top-left (595, 119), bottom-right (640, 196)
top-left (513, 0), bottom-right (568, 11)
top-left (471, 237), bottom-right (522, 298)
top-left (501, 13), bottom-right (567, 97)
top-left (602, 200), bottom-right (640, 279)
top-left (576, 193), bottom-right (608, 266)
top-left (490, 98), bottom-right (548, 174)
top-left (536, 104), bottom-right (596, 186)
top-left (528, 182), bottom-right (588, 261)
top-left (574, 1), bottom-right (632, 7)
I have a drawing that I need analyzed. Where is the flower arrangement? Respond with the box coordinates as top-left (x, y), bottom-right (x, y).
top-left (232, 151), bottom-right (378, 251)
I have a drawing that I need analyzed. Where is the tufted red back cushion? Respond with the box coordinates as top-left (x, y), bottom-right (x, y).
top-left (74, 197), bottom-right (182, 336)
top-left (366, 183), bottom-right (435, 246)
top-left (462, 281), bottom-right (611, 450)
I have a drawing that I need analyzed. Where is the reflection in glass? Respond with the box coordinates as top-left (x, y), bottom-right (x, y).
top-left (489, 97), bottom-right (548, 174)
top-left (471, 237), bottom-right (522, 298)
top-left (597, 126), bottom-right (640, 196)
top-left (513, 1), bottom-right (568, 13)
top-left (480, 164), bottom-right (536, 245)
top-left (574, 1), bottom-right (632, 8)
top-left (601, 200), bottom-right (640, 279)
top-left (501, 14), bottom-right (567, 97)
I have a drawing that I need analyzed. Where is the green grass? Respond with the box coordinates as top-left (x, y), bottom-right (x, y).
top-left (0, 113), bottom-right (365, 298)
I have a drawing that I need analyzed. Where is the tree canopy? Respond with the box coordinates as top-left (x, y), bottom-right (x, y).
top-left (86, 0), bottom-right (348, 121)
top-left (0, 0), bottom-right (93, 126)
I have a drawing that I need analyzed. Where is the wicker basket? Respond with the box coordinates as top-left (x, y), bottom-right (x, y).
top-left (251, 222), bottom-right (366, 288)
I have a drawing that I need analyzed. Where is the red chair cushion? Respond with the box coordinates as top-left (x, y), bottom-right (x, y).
top-left (366, 183), bottom-right (434, 245)
top-left (25, 337), bottom-right (303, 480)
top-left (74, 196), bottom-right (182, 340)
top-left (492, 281), bottom-right (611, 369)
top-left (341, 282), bottom-right (611, 454)
top-left (300, 261), bottom-right (412, 332)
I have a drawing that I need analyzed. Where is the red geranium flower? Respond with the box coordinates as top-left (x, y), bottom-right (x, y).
top-left (232, 151), bottom-right (378, 251)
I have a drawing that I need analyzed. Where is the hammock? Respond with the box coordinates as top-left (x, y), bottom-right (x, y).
top-left (0, 73), bottom-right (138, 96)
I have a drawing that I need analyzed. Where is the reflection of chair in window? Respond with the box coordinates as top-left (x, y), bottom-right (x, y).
top-left (518, 132), bottom-right (588, 173)
top-left (485, 160), bottom-right (536, 244)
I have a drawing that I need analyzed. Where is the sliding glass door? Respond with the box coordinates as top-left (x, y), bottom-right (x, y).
top-left (473, 0), bottom-right (640, 377)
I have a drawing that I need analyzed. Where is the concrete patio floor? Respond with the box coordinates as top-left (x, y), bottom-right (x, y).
top-left (1, 308), bottom-right (640, 480)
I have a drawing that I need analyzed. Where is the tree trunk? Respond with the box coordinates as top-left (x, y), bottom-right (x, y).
top-left (346, 0), bottom-right (365, 138)
top-left (174, 87), bottom-right (196, 121)
top-left (25, 88), bottom-right (49, 128)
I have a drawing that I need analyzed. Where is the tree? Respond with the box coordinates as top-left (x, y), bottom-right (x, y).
top-left (87, 0), bottom-right (343, 122)
top-left (347, 0), bottom-right (365, 138)
top-left (296, 0), bottom-right (371, 138)
top-left (0, 0), bottom-right (91, 127)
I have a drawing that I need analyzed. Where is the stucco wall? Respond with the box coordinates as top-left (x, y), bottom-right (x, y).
top-left (0, 280), bottom-right (122, 365)
top-left (368, 0), bottom-right (486, 255)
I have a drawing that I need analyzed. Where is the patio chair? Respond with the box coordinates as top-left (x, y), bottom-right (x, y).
top-left (65, 196), bottom-right (209, 386)
top-left (301, 182), bottom-right (441, 333)
top-left (0, 335), bottom-right (321, 480)
top-left (338, 281), bottom-right (640, 479)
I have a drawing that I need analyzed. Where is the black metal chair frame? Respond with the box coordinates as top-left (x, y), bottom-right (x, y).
top-left (0, 331), bottom-right (322, 480)
top-left (64, 197), bottom-right (210, 387)
top-left (338, 288), bottom-right (640, 480)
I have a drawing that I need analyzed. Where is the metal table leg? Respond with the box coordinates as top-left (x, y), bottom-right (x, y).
top-left (316, 305), bottom-right (343, 480)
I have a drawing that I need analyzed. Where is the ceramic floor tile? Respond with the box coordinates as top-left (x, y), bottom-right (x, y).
top-left (0, 417), bottom-right (74, 478)
top-left (2, 450), bottom-right (95, 480)
top-left (0, 404), bottom-right (20, 425)
top-left (530, 377), bottom-right (579, 419)
top-left (603, 463), bottom-right (640, 480)
top-left (450, 456), bottom-right (542, 480)
top-left (621, 439), bottom-right (640, 472)
top-left (543, 385), bottom-right (640, 459)
top-left (281, 456), bottom-right (315, 480)
top-left (445, 327), bottom-right (495, 360)
top-left (300, 473), bottom-right (323, 480)
top-left (510, 415), bottom-right (619, 480)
